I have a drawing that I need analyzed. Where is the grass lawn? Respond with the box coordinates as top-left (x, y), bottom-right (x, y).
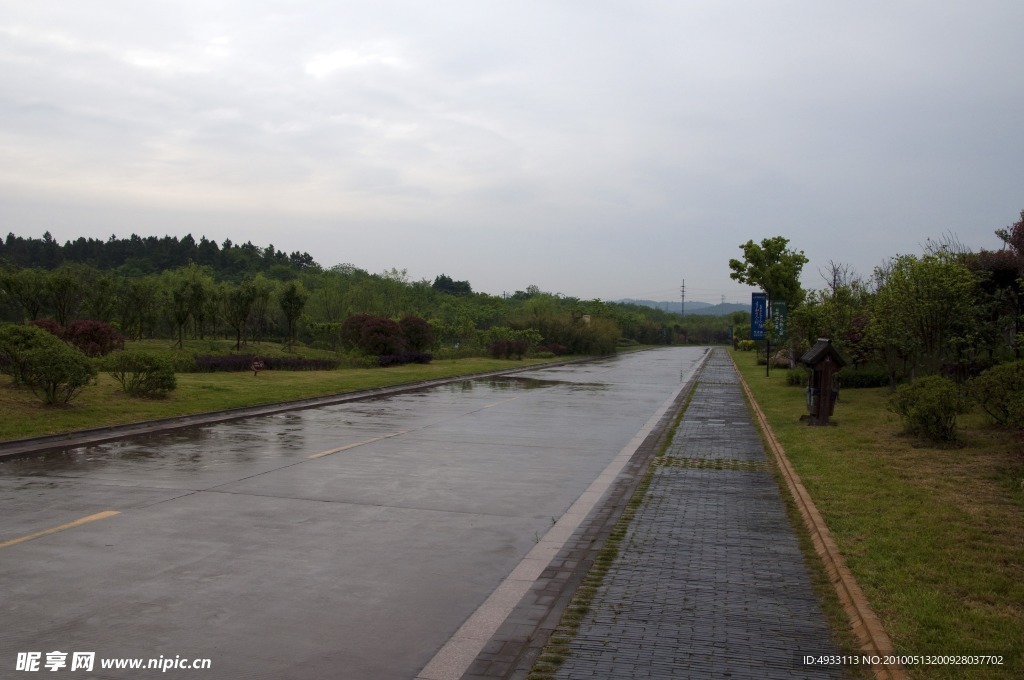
top-left (732, 350), bottom-right (1024, 679)
top-left (0, 341), bottom-right (562, 441)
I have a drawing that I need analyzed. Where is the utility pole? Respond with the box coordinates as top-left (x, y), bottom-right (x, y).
top-left (680, 279), bottom-right (685, 317)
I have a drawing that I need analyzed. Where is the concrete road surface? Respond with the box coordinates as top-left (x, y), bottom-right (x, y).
top-left (0, 347), bottom-right (707, 679)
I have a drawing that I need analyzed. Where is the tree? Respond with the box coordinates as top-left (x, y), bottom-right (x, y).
top-left (971, 209), bottom-right (1024, 359)
top-left (223, 281), bottom-right (256, 350)
top-left (116, 277), bottom-right (159, 340)
top-left (0, 268), bottom-right (48, 321)
top-left (432, 274), bottom-right (472, 296)
top-left (163, 269), bottom-right (192, 349)
top-left (249, 275), bottom-right (275, 345)
top-left (728, 236), bottom-right (808, 308)
top-left (46, 265), bottom-right (85, 326)
top-left (278, 280), bottom-right (308, 350)
top-left (81, 270), bottom-right (118, 323)
top-left (869, 252), bottom-right (977, 382)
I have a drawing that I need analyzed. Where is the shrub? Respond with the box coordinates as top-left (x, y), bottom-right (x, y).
top-left (399, 315), bottom-right (435, 352)
top-left (0, 324), bottom-right (68, 385)
top-left (838, 366), bottom-right (891, 389)
top-left (969, 360), bottom-right (1024, 428)
top-left (340, 314), bottom-right (406, 356)
top-left (377, 353), bottom-right (433, 367)
top-left (339, 313), bottom-right (377, 351)
top-left (737, 340), bottom-right (756, 352)
top-left (539, 343), bottom-right (567, 356)
top-left (192, 355), bottom-right (340, 372)
top-left (359, 317), bottom-right (405, 356)
top-left (63, 319), bottom-right (125, 357)
top-left (888, 375), bottom-right (970, 441)
top-left (264, 356), bottom-right (339, 371)
top-left (29, 318), bottom-right (64, 338)
top-left (21, 342), bottom-right (97, 405)
top-left (106, 350), bottom-right (177, 397)
top-left (786, 369), bottom-right (808, 387)
top-left (488, 339), bottom-right (528, 360)
top-left (28, 318), bottom-right (125, 357)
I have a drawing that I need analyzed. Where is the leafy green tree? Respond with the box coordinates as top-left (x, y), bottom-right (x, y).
top-left (249, 274), bottom-right (275, 344)
top-left (116, 277), bottom-right (160, 340)
top-left (46, 265), bottom-right (86, 326)
top-left (432, 274), bottom-right (472, 296)
top-left (183, 264), bottom-right (215, 340)
top-left (869, 252), bottom-right (978, 382)
top-left (728, 236), bottom-right (808, 308)
top-left (223, 280), bottom-right (256, 350)
top-left (162, 269), bottom-right (192, 349)
top-left (0, 268), bottom-right (48, 321)
top-left (81, 269), bottom-right (118, 323)
top-left (278, 280), bottom-right (309, 350)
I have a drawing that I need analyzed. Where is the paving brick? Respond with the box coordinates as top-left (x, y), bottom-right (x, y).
top-left (549, 349), bottom-right (843, 680)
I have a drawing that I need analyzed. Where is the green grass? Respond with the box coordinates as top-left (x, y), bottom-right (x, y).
top-left (732, 350), bottom-right (1024, 679)
top-left (0, 339), bottom-right (563, 441)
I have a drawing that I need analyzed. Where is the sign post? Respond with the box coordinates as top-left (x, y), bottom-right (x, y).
top-left (771, 301), bottom-right (788, 342)
top-left (751, 293), bottom-right (767, 340)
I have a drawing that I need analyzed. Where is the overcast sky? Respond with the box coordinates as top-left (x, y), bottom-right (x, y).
top-left (1, 2), bottom-right (1022, 303)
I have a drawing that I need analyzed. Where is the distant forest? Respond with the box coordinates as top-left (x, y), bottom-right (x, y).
top-left (1, 231), bottom-right (316, 280)
top-left (1, 232), bottom-right (742, 352)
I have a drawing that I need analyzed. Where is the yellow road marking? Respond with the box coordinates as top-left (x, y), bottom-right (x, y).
top-left (0, 510), bottom-right (121, 550)
top-left (481, 395), bottom-right (522, 409)
top-left (307, 431), bottom-right (407, 459)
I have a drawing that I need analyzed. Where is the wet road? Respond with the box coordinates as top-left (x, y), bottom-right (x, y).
top-left (1, 347), bottom-right (707, 679)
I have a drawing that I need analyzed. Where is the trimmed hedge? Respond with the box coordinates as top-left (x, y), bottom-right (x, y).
top-left (193, 355), bottom-right (340, 372)
top-left (838, 366), bottom-right (891, 389)
top-left (378, 353), bottom-right (433, 367)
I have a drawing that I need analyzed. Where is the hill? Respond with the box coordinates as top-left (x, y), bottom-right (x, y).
top-left (616, 299), bottom-right (747, 317)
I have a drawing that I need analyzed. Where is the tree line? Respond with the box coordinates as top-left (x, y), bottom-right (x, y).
top-left (1, 235), bottom-right (737, 356)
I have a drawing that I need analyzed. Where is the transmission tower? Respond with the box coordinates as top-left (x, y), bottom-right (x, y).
top-left (680, 279), bottom-right (685, 317)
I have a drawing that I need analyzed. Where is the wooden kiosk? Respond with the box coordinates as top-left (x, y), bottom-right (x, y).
top-left (799, 338), bottom-right (846, 426)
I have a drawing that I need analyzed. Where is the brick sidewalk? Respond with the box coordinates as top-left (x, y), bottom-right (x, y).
top-left (548, 348), bottom-right (843, 679)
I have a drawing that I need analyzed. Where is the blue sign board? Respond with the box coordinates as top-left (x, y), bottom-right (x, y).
top-left (771, 301), bottom-right (788, 340)
top-left (751, 292), bottom-right (767, 339)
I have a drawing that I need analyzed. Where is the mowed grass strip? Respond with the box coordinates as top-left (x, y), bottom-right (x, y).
top-left (0, 355), bottom-right (559, 442)
top-left (731, 350), bottom-right (1024, 680)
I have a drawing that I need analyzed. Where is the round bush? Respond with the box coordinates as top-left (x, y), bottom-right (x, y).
top-left (106, 350), bottom-right (177, 397)
top-left (888, 375), bottom-right (969, 441)
top-left (969, 360), bottom-right (1024, 428)
top-left (0, 324), bottom-right (68, 385)
top-left (21, 342), bottom-right (97, 405)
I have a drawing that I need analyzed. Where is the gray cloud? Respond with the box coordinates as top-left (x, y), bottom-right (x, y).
top-left (1, 1), bottom-right (1022, 302)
